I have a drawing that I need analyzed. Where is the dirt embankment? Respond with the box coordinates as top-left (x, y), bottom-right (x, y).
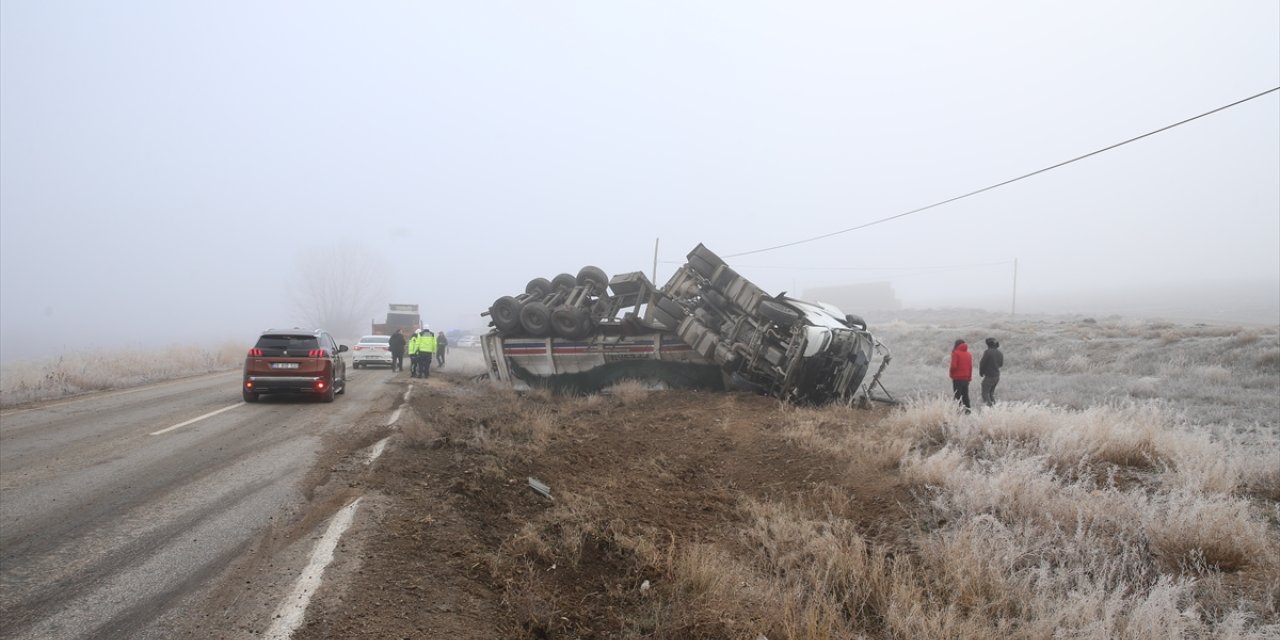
top-left (293, 374), bottom-right (909, 639)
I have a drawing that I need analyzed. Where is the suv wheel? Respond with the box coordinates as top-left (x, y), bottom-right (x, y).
top-left (321, 377), bottom-right (336, 402)
top-left (242, 389), bottom-right (259, 403)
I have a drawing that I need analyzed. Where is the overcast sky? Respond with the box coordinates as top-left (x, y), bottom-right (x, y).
top-left (2, 1), bottom-right (1277, 361)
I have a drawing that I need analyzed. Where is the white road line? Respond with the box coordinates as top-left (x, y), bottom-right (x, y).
top-left (264, 498), bottom-right (363, 640)
top-left (384, 407), bottom-right (402, 427)
top-left (365, 437), bottom-right (390, 465)
top-left (149, 402), bottom-right (244, 436)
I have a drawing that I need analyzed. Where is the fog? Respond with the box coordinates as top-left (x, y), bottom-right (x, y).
top-left (2, 2), bottom-right (1277, 362)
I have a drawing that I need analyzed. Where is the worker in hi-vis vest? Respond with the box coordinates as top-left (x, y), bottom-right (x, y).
top-left (408, 329), bottom-right (424, 378)
top-left (420, 326), bottom-right (437, 378)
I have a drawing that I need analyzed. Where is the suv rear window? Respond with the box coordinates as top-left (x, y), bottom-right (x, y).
top-left (255, 334), bottom-right (321, 353)
top-left (359, 336), bottom-right (391, 344)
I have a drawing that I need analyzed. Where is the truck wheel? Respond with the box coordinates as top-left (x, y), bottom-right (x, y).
top-left (491, 296), bottom-right (523, 333)
top-left (688, 244), bottom-right (726, 272)
top-left (551, 306), bottom-right (590, 339)
top-left (702, 288), bottom-right (730, 310)
top-left (552, 273), bottom-right (578, 292)
top-left (520, 301), bottom-right (553, 337)
top-left (689, 255), bottom-right (718, 279)
top-left (656, 296), bottom-right (684, 319)
top-left (526, 277), bottom-right (552, 297)
top-left (575, 311), bottom-right (595, 338)
top-left (651, 306), bottom-right (680, 330)
top-left (759, 299), bottom-right (801, 327)
top-left (712, 266), bottom-right (740, 292)
top-left (576, 266), bottom-right (609, 290)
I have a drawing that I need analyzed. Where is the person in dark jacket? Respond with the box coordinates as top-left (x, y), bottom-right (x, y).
top-left (949, 339), bottom-right (973, 412)
top-left (436, 332), bottom-right (449, 367)
top-left (979, 337), bottom-right (1004, 406)
top-left (388, 329), bottom-right (406, 372)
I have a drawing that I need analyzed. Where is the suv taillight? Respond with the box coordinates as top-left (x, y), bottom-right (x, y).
top-left (248, 348), bottom-right (263, 357)
top-left (308, 349), bottom-right (326, 358)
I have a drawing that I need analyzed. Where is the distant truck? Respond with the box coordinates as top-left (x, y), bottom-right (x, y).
top-left (372, 303), bottom-right (422, 337)
top-left (480, 244), bottom-right (891, 405)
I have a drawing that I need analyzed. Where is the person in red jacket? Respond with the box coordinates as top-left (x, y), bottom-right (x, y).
top-left (949, 339), bottom-right (973, 412)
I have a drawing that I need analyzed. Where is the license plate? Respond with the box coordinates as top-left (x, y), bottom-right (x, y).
top-left (271, 362), bottom-right (300, 369)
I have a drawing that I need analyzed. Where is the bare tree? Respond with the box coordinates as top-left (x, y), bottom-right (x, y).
top-left (290, 243), bottom-right (390, 339)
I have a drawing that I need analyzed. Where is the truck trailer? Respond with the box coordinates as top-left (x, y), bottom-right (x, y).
top-left (372, 303), bottom-right (422, 337)
top-left (480, 244), bottom-right (891, 405)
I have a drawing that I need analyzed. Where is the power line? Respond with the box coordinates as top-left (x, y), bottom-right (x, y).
top-left (725, 86), bottom-right (1280, 259)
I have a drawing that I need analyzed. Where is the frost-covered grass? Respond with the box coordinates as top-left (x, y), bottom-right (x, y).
top-left (412, 311), bottom-right (1280, 637)
top-left (661, 312), bottom-right (1280, 637)
top-left (870, 311), bottom-right (1280, 429)
top-left (688, 398), bottom-right (1280, 637)
top-left (886, 398), bottom-right (1280, 637)
top-left (0, 342), bottom-right (245, 407)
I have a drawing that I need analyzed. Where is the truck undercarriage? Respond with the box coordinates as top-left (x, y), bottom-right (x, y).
top-left (481, 244), bottom-right (891, 405)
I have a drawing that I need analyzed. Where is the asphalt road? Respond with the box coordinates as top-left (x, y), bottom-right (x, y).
top-left (0, 365), bottom-right (402, 639)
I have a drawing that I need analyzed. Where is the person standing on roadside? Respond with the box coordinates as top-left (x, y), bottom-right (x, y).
top-left (436, 332), bottom-right (449, 367)
top-left (408, 329), bottom-right (423, 378)
top-left (950, 339), bottom-right (973, 413)
top-left (388, 329), bottom-right (406, 372)
top-left (979, 337), bottom-right (1004, 406)
top-left (420, 326), bottom-right (436, 378)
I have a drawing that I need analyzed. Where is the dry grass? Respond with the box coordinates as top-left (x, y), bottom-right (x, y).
top-left (606, 379), bottom-right (654, 405)
top-left (467, 387), bottom-right (1279, 637)
top-left (464, 311), bottom-right (1280, 637)
top-left (0, 342), bottom-right (245, 407)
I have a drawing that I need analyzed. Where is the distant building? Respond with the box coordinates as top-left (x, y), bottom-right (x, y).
top-left (802, 282), bottom-right (901, 313)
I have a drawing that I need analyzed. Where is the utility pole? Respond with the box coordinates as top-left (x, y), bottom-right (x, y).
top-left (652, 238), bottom-right (660, 284)
top-left (1011, 258), bottom-right (1018, 316)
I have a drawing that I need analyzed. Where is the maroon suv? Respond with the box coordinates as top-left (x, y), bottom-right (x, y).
top-left (242, 329), bottom-right (348, 402)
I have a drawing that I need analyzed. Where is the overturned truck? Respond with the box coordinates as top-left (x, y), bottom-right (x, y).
top-left (481, 244), bottom-right (891, 405)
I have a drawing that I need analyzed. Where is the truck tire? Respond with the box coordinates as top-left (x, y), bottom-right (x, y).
top-left (688, 244), bottom-right (726, 272)
top-left (576, 311), bottom-right (595, 337)
top-left (759, 299), bottom-right (801, 327)
top-left (491, 296), bottom-right (523, 334)
top-left (712, 266), bottom-right (739, 292)
top-left (551, 306), bottom-right (589, 339)
top-left (577, 266), bottom-right (609, 290)
top-left (689, 255), bottom-right (718, 279)
top-left (651, 307), bottom-right (680, 330)
top-left (552, 273), bottom-right (578, 292)
top-left (656, 296), bottom-right (684, 320)
top-left (526, 278), bottom-right (552, 297)
top-left (520, 301), bottom-right (553, 337)
top-left (702, 288), bottom-right (730, 310)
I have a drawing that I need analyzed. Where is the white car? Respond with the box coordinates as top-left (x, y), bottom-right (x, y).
top-left (351, 335), bottom-right (394, 369)
top-left (456, 335), bottom-right (481, 348)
